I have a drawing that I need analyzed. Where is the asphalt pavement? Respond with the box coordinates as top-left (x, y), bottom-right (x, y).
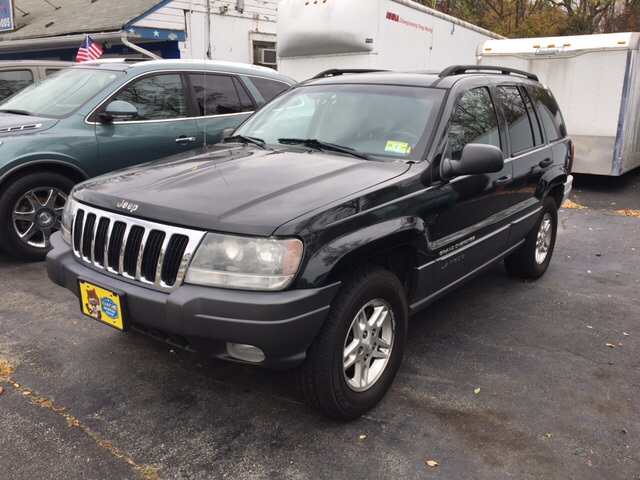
top-left (1, 175), bottom-right (638, 479)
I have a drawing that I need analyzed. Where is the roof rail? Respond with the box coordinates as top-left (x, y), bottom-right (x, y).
top-left (438, 65), bottom-right (538, 81)
top-left (312, 69), bottom-right (387, 79)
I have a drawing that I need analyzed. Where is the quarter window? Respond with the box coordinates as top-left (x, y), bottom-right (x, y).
top-left (448, 87), bottom-right (501, 160)
top-left (189, 74), bottom-right (253, 116)
top-left (114, 74), bottom-right (186, 121)
top-left (496, 86), bottom-right (535, 154)
top-left (0, 70), bottom-right (34, 101)
top-left (530, 86), bottom-right (566, 142)
top-left (250, 77), bottom-right (290, 103)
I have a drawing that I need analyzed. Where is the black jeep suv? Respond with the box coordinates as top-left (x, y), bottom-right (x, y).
top-left (47, 66), bottom-right (573, 420)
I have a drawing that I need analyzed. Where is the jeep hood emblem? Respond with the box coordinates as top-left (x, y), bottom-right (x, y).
top-left (116, 199), bottom-right (139, 213)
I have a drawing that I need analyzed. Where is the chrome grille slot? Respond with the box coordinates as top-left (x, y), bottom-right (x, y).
top-left (161, 235), bottom-right (189, 287)
top-left (123, 226), bottom-right (144, 276)
top-left (81, 213), bottom-right (96, 258)
top-left (107, 221), bottom-right (126, 271)
top-left (93, 218), bottom-right (110, 266)
top-left (69, 203), bottom-right (206, 292)
top-left (142, 230), bottom-right (166, 282)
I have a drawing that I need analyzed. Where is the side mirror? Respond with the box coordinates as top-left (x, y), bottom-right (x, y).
top-left (221, 127), bottom-right (235, 140)
top-left (441, 144), bottom-right (504, 179)
top-left (99, 100), bottom-right (138, 123)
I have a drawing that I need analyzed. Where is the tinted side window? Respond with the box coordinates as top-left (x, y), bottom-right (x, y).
top-left (521, 86), bottom-right (543, 146)
top-left (115, 74), bottom-right (186, 121)
top-left (496, 86), bottom-right (535, 154)
top-left (190, 73), bottom-right (250, 115)
top-left (448, 87), bottom-right (500, 160)
top-left (250, 77), bottom-right (290, 102)
top-left (0, 70), bottom-right (34, 101)
top-left (530, 86), bottom-right (566, 142)
top-left (233, 77), bottom-right (255, 111)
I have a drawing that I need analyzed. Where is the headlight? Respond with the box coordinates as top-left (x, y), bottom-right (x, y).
top-left (60, 195), bottom-right (77, 245)
top-left (185, 233), bottom-right (303, 291)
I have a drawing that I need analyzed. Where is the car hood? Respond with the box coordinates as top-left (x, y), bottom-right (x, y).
top-left (0, 112), bottom-right (59, 136)
top-left (75, 146), bottom-right (411, 236)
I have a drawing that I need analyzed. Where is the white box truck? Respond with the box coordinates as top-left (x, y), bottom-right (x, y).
top-left (277, 0), bottom-right (503, 81)
top-left (478, 33), bottom-right (640, 176)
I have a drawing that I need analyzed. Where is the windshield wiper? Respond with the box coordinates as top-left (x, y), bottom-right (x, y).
top-left (0, 109), bottom-right (33, 116)
top-left (278, 138), bottom-right (369, 160)
top-left (223, 135), bottom-right (271, 150)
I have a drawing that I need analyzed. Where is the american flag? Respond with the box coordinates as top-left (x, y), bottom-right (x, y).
top-left (76, 36), bottom-right (103, 62)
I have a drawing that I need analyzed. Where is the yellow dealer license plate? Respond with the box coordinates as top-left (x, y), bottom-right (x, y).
top-left (79, 280), bottom-right (127, 331)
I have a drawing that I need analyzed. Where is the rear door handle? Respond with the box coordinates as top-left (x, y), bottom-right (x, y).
top-left (539, 158), bottom-right (553, 168)
top-left (493, 175), bottom-right (512, 187)
top-left (175, 136), bottom-right (196, 144)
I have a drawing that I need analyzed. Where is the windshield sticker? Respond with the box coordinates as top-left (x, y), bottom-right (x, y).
top-left (385, 141), bottom-right (410, 154)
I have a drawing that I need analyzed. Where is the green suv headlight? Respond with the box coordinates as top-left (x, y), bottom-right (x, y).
top-left (185, 233), bottom-right (303, 291)
top-left (60, 195), bottom-right (77, 245)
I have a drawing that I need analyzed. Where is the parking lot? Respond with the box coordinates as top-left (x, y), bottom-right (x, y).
top-left (1, 170), bottom-right (639, 479)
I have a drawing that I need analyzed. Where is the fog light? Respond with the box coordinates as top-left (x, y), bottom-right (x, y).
top-left (227, 343), bottom-right (265, 363)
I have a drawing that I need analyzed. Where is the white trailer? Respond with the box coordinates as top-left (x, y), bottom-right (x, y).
top-left (277, 0), bottom-right (503, 81)
top-left (478, 33), bottom-right (640, 176)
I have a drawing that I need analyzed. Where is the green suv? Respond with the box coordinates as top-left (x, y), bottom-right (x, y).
top-left (0, 59), bottom-right (295, 260)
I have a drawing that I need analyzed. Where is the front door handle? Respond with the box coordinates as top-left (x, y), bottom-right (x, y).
top-left (175, 136), bottom-right (196, 144)
top-left (539, 158), bottom-right (553, 168)
top-left (493, 175), bottom-right (512, 187)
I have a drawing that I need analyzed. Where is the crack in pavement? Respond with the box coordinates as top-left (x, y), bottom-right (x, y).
top-left (506, 332), bottom-right (603, 366)
top-left (0, 358), bottom-right (161, 480)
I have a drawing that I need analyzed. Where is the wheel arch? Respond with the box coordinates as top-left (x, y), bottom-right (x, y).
top-left (0, 160), bottom-right (89, 191)
top-left (299, 217), bottom-right (427, 301)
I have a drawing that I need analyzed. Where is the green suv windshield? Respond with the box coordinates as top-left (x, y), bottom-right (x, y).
top-left (234, 84), bottom-right (444, 160)
top-left (0, 68), bottom-right (123, 118)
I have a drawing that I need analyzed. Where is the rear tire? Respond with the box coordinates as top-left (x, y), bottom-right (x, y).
top-left (0, 171), bottom-right (74, 261)
top-left (505, 196), bottom-right (557, 279)
top-left (294, 265), bottom-right (408, 420)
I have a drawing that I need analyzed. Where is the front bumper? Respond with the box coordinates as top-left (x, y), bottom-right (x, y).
top-left (46, 233), bottom-right (339, 369)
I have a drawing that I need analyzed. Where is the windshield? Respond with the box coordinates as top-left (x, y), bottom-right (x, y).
top-left (234, 83), bottom-right (444, 160)
top-left (0, 68), bottom-right (123, 118)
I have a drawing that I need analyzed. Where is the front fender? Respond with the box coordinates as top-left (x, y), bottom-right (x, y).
top-left (298, 216), bottom-right (428, 288)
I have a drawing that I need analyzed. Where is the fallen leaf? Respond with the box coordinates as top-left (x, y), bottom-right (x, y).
top-left (426, 461), bottom-right (439, 467)
top-left (13, 383), bottom-right (19, 388)
top-left (622, 428), bottom-right (627, 434)
top-left (73, 321), bottom-right (78, 325)
top-left (566, 255), bottom-right (571, 259)
top-left (587, 460), bottom-right (593, 468)
top-left (0, 386), bottom-right (4, 394)
top-left (597, 228), bottom-right (603, 231)
top-left (589, 228), bottom-right (593, 231)
top-left (359, 435), bottom-right (366, 440)
top-left (586, 326), bottom-right (593, 329)
top-left (618, 343), bottom-right (622, 347)
top-left (169, 349), bottom-right (176, 355)
top-left (36, 398), bottom-right (48, 404)
top-left (546, 433), bottom-right (553, 438)
top-left (54, 407), bottom-right (69, 414)
top-left (623, 332), bottom-right (629, 336)
top-left (23, 391), bottom-right (31, 395)
top-left (606, 343), bottom-right (616, 348)
top-left (474, 388), bottom-right (481, 394)
top-left (587, 270), bottom-right (592, 274)
top-left (595, 253), bottom-right (602, 256)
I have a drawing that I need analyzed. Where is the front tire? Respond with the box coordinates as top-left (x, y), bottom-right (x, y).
top-left (294, 265), bottom-right (408, 420)
top-left (0, 171), bottom-right (74, 261)
top-left (505, 196), bottom-right (558, 279)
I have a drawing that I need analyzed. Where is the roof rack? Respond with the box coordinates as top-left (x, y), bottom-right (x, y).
top-left (438, 65), bottom-right (538, 81)
top-left (312, 69), bottom-right (387, 79)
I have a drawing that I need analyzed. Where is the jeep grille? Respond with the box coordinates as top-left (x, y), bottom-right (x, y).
top-left (71, 203), bottom-right (205, 291)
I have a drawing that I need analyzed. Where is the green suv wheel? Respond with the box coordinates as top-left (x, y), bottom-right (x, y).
top-left (0, 171), bottom-right (74, 261)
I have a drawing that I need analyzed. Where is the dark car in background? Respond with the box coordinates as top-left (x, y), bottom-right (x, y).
top-left (47, 66), bottom-right (573, 419)
top-left (0, 60), bottom-right (72, 101)
top-left (0, 59), bottom-right (295, 260)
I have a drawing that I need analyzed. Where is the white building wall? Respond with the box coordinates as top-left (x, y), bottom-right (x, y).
top-left (132, 0), bottom-right (279, 63)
